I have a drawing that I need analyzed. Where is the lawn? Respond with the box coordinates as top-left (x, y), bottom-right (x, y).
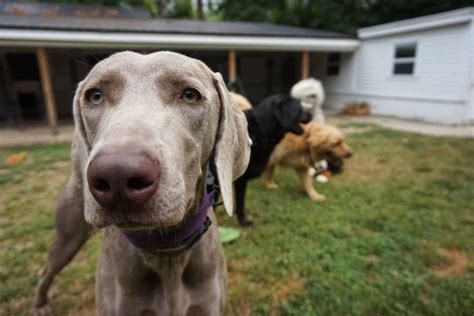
top-left (0, 127), bottom-right (473, 315)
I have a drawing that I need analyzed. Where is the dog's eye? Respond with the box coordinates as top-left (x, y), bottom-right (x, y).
top-left (85, 88), bottom-right (103, 105)
top-left (180, 88), bottom-right (201, 104)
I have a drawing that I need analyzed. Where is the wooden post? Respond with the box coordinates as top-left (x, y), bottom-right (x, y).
top-left (36, 48), bottom-right (58, 135)
top-left (228, 49), bottom-right (237, 83)
top-left (301, 51), bottom-right (310, 79)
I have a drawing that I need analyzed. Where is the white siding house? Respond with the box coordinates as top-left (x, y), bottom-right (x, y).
top-left (318, 8), bottom-right (474, 124)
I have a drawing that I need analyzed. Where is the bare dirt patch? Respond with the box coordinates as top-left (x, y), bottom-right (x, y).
top-left (343, 154), bottom-right (385, 182)
top-left (430, 248), bottom-right (469, 278)
top-left (268, 274), bottom-right (305, 315)
top-left (272, 274), bottom-right (305, 303)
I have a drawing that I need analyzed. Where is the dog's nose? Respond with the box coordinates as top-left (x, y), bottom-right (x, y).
top-left (87, 148), bottom-right (160, 209)
top-left (345, 151), bottom-right (353, 158)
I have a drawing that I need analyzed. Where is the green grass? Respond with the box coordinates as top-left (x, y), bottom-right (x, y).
top-left (1, 128), bottom-right (473, 315)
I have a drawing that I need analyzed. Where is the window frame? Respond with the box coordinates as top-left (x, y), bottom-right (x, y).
top-left (393, 42), bottom-right (417, 76)
top-left (326, 52), bottom-right (341, 76)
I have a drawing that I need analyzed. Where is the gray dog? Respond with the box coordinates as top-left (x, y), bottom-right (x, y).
top-left (32, 51), bottom-right (250, 315)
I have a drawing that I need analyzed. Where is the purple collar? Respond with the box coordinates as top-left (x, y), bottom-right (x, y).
top-left (122, 189), bottom-right (215, 253)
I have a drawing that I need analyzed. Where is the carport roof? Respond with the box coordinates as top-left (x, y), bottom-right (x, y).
top-left (0, 13), bottom-right (355, 39)
top-left (0, 2), bottom-right (359, 51)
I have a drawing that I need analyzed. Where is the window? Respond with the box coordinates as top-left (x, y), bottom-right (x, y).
top-left (393, 43), bottom-right (416, 75)
top-left (326, 53), bottom-right (340, 76)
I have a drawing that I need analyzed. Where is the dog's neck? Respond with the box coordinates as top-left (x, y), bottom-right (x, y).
top-left (122, 182), bottom-right (216, 254)
top-left (246, 110), bottom-right (287, 148)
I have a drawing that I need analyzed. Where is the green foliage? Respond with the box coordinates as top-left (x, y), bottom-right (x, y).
top-left (143, 0), bottom-right (158, 17)
top-left (218, 0), bottom-right (474, 33)
top-left (365, 0), bottom-right (474, 26)
top-left (167, 0), bottom-right (193, 19)
top-left (1, 128), bottom-right (473, 314)
top-left (38, 0), bottom-right (474, 28)
top-left (218, 0), bottom-right (371, 32)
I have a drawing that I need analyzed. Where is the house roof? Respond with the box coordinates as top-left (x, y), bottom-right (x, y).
top-left (0, 1), bottom-right (359, 52)
top-left (358, 7), bottom-right (474, 39)
top-left (0, 2), bottom-right (352, 39)
top-left (0, 15), bottom-right (353, 39)
top-left (0, 1), bottom-right (149, 19)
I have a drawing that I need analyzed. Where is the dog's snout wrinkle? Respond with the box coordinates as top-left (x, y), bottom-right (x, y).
top-left (87, 146), bottom-right (160, 210)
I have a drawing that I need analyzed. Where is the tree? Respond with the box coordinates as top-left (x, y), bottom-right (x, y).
top-left (217, 0), bottom-right (474, 33)
top-left (363, 0), bottom-right (474, 27)
top-left (196, 0), bottom-right (204, 20)
top-left (39, 0), bottom-right (474, 28)
top-left (218, 0), bottom-right (371, 33)
top-left (166, 0), bottom-right (193, 19)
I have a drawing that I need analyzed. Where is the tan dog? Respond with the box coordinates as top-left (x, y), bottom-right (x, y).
top-left (230, 92), bottom-right (252, 111)
top-left (263, 122), bottom-right (352, 201)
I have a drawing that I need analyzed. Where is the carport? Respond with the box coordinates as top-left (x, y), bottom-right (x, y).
top-left (0, 2), bottom-right (359, 134)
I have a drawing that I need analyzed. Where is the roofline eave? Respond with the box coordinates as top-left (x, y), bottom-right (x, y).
top-left (358, 7), bottom-right (473, 39)
top-left (0, 29), bottom-right (360, 52)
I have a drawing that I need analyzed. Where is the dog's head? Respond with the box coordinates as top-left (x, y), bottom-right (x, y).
top-left (304, 122), bottom-right (352, 163)
top-left (290, 78), bottom-right (325, 112)
top-left (272, 96), bottom-right (311, 135)
top-left (73, 51), bottom-right (250, 229)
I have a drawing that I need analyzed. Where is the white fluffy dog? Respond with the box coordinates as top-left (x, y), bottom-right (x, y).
top-left (291, 78), bottom-right (326, 123)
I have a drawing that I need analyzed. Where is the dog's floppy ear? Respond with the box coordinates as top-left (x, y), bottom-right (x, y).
top-left (213, 72), bottom-right (251, 216)
top-left (72, 81), bottom-right (92, 153)
top-left (274, 97), bottom-right (306, 134)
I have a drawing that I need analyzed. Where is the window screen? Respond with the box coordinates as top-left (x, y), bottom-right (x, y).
top-left (393, 43), bottom-right (416, 75)
top-left (326, 53), bottom-right (341, 76)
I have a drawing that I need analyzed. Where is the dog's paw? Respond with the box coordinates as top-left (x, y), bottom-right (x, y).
top-left (310, 193), bottom-right (326, 202)
top-left (266, 182), bottom-right (279, 190)
top-left (31, 304), bottom-right (53, 316)
top-left (238, 218), bottom-right (253, 227)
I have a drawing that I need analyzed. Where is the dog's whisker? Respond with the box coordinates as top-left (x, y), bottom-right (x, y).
top-left (73, 59), bottom-right (93, 69)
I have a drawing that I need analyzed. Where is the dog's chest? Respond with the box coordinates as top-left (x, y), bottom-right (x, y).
top-left (113, 265), bottom-right (221, 315)
top-left (98, 229), bottom-right (224, 315)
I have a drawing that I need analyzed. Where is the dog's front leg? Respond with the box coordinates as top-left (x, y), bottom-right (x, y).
top-left (32, 178), bottom-right (95, 315)
top-left (262, 162), bottom-right (279, 190)
top-left (296, 168), bottom-right (326, 202)
top-left (234, 178), bottom-right (252, 226)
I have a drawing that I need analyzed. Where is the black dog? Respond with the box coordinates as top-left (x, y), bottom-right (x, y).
top-left (235, 95), bottom-right (311, 226)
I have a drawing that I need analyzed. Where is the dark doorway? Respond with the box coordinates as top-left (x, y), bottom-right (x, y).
top-left (6, 53), bottom-right (40, 81)
top-left (17, 92), bottom-right (41, 119)
top-left (282, 55), bottom-right (298, 94)
top-left (5, 53), bottom-right (44, 121)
